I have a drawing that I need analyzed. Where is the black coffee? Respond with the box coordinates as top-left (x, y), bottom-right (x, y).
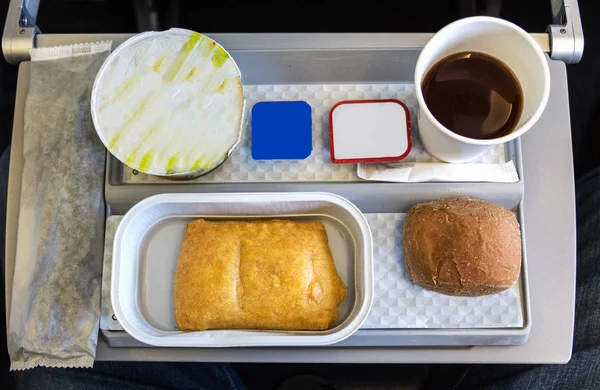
top-left (421, 52), bottom-right (523, 140)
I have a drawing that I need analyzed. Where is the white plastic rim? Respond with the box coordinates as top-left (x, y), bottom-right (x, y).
top-left (111, 192), bottom-right (374, 347)
top-left (415, 16), bottom-right (551, 146)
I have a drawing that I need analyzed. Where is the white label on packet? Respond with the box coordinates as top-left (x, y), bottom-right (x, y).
top-left (357, 161), bottom-right (519, 183)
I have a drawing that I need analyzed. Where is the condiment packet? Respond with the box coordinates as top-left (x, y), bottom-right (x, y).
top-left (357, 161), bottom-right (519, 183)
top-left (8, 41), bottom-right (111, 370)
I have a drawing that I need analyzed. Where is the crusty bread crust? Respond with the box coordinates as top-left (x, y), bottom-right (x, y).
top-left (403, 197), bottom-right (521, 297)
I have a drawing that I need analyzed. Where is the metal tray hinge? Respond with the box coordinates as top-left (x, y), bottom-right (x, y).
top-left (547, 0), bottom-right (584, 64)
top-left (2, 0), bottom-right (40, 64)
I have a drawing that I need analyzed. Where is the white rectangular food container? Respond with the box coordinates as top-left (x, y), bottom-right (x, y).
top-left (111, 192), bottom-right (373, 347)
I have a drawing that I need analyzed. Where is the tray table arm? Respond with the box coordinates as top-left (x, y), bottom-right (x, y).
top-left (2, 0), bottom-right (39, 64)
top-left (1, 0), bottom-right (585, 64)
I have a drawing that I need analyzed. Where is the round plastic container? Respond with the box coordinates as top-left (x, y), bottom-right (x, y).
top-left (91, 28), bottom-right (246, 179)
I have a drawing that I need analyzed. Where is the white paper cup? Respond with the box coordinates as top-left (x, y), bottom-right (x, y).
top-left (414, 16), bottom-right (551, 163)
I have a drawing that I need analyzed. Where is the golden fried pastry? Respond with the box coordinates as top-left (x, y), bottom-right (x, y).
top-left (174, 219), bottom-right (346, 331)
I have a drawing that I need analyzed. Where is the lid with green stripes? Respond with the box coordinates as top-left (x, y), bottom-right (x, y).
top-left (91, 28), bottom-right (245, 177)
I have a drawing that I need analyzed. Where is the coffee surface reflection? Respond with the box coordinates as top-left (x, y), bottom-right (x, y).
top-left (422, 52), bottom-right (523, 140)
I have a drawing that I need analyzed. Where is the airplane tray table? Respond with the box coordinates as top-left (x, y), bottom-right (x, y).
top-left (5, 34), bottom-right (576, 364)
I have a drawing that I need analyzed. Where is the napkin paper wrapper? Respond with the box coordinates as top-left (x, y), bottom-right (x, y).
top-left (357, 161), bottom-right (519, 183)
top-left (8, 41), bottom-right (111, 370)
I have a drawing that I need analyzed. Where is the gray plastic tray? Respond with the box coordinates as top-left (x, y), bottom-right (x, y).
top-left (99, 44), bottom-right (532, 347)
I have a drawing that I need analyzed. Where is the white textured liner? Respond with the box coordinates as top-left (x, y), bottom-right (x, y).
top-left (112, 192), bottom-right (374, 347)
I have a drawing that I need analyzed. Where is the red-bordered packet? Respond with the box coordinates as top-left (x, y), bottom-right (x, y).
top-left (329, 99), bottom-right (411, 164)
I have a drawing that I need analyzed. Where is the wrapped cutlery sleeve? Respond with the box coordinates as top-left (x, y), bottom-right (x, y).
top-left (7, 42), bottom-right (111, 370)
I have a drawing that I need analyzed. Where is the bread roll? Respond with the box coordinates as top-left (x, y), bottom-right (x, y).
top-left (402, 197), bottom-right (521, 297)
top-left (174, 219), bottom-right (346, 331)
